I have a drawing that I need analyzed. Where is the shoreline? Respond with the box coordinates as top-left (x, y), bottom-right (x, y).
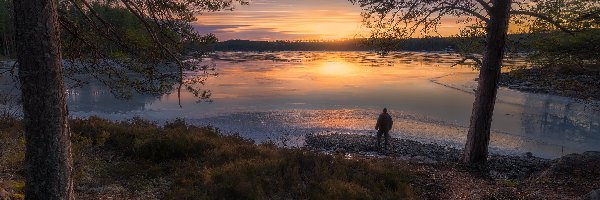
top-left (305, 133), bottom-right (551, 180)
top-left (1, 117), bottom-right (599, 199)
top-left (305, 133), bottom-right (600, 198)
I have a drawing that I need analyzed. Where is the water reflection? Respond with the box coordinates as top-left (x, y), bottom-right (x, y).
top-left (59, 52), bottom-right (600, 158)
top-left (66, 84), bottom-right (158, 113)
top-left (520, 95), bottom-right (600, 157)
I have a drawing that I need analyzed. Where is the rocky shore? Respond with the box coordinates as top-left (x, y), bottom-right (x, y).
top-left (306, 133), bottom-right (600, 199)
top-left (499, 68), bottom-right (600, 101)
top-left (306, 133), bottom-right (550, 180)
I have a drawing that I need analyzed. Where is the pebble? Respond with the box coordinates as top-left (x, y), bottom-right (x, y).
top-left (0, 188), bottom-right (9, 200)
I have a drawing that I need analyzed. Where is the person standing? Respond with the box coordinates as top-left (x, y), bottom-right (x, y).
top-left (375, 108), bottom-right (393, 150)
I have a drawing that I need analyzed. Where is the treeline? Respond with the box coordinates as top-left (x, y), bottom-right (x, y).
top-left (209, 38), bottom-right (456, 52)
top-left (208, 31), bottom-right (599, 71)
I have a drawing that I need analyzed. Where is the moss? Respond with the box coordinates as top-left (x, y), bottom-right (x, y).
top-left (12, 193), bottom-right (24, 199)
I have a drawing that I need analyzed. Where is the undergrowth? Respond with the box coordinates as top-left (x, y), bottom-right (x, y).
top-left (0, 116), bottom-right (416, 199)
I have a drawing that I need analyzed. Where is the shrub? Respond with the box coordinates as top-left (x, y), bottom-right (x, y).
top-left (1, 117), bottom-right (417, 199)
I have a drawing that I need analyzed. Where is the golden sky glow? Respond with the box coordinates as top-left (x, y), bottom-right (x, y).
top-left (195, 0), bottom-right (367, 40)
top-left (194, 0), bottom-right (477, 41)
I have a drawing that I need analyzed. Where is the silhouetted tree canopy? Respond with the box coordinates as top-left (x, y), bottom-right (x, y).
top-left (350, 0), bottom-right (599, 67)
top-left (349, 0), bottom-right (599, 165)
top-left (2, 0), bottom-right (248, 101)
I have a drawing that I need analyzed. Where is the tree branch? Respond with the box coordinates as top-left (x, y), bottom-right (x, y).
top-left (452, 54), bottom-right (483, 68)
top-left (510, 10), bottom-right (575, 34)
top-left (576, 10), bottom-right (600, 21)
top-left (120, 0), bottom-right (188, 107)
top-left (432, 5), bottom-right (490, 23)
top-left (474, 0), bottom-right (491, 11)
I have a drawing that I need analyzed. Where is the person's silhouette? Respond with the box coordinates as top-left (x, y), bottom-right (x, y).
top-left (375, 108), bottom-right (393, 150)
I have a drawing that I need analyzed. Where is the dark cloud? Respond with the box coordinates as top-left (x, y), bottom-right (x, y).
top-left (216, 28), bottom-right (319, 41)
top-left (193, 24), bottom-right (251, 33)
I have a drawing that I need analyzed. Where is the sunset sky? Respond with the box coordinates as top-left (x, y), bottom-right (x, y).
top-left (194, 0), bottom-right (465, 41)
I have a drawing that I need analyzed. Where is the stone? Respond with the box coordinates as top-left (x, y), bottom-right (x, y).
top-left (0, 188), bottom-right (9, 200)
top-left (334, 147), bottom-right (346, 154)
top-left (541, 151), bottom-right (600, 179)
top-left (583, 189), bottom-right (600, 200)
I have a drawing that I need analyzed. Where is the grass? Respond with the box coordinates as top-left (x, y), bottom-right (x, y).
top-left (0, 116), bottom-right (416, 199)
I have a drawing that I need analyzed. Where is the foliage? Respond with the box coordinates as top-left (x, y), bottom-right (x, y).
top-left (55, 0), bottom-right (250, 100)
top-left (349, 0), bottom-right (491, 59)
top-left (349, 0), bottom-right (599, 67)
top-left (0, 117), bottom-right (416, 199)
top-left (527, 29), bottom-right (600, 71)
top-left (524, 0), bottom-right (599, 32)
top-left (519, 0), bottom-right (600, 71)
top-left (1, 0), bottom-right (249, 100)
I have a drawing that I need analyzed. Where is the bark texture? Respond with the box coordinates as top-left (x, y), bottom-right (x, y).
top-left (14, 0), bottom-right (74, 199)
top-left (462, 0), bottom-right (512, 165)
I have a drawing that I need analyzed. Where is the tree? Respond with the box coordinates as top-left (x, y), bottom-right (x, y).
top-left (350, 0), bottom-right (598, 165)
top-left (525, 1), bottom-right (600, 72)
top-left (527, 29), bottom-right (600, 72)
top-left (0, 0), bottom-right (14, 58)
top-left (14, 0), bottom-right (73, 199)
top-left (12, 0), bottom-right (246, 198)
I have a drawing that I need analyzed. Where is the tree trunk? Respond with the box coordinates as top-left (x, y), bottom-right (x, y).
top-left (462, 0), bottom-right (512, 165)
top-left (3, 34), bottom-right (10, 57)
top-left (1, 34), bottom-right (7, 57)
top-left (13, 0), bottom-right (74, 199)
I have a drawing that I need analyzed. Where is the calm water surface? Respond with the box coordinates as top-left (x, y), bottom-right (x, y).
top-left (64, 52), bottom-right (600, 159)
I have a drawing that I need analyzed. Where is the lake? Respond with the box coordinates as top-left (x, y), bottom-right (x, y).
top-left (44, 52), bottom-right (600, 158)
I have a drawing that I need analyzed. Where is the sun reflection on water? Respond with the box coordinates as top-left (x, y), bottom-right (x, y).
top-left (319, 61), bottom-right (358, 76)
top-left (64, 52), bottom-right (600, 158)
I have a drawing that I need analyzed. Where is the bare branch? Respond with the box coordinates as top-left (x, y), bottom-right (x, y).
top-left (576, 10), bottom-right (600, 21)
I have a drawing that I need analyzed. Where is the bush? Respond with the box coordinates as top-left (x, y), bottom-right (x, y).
top-left (1, 117), bottom-right (417, 199)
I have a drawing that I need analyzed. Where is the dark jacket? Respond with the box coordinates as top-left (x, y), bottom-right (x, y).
top-left (375, 113), bottom-right (393, 132)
